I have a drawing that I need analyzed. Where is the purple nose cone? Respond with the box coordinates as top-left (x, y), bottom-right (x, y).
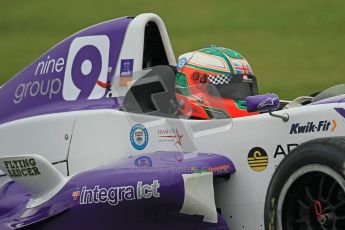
top-left (246, 93), bottom-right (280, 112)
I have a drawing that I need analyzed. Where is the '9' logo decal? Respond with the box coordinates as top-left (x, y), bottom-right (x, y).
top-left (63, 35), bottom-right (110, 101)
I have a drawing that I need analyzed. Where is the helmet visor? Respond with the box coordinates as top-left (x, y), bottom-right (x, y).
top-left (207, 74), bottom-right (258, 101)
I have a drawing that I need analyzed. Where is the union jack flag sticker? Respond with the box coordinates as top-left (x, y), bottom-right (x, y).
top-left (72, 189), bottom-right (81, 200)
top-left (230, 59), bottom-right (252, 75)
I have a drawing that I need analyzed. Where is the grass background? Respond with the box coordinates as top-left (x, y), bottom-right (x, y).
top-left (0, 0), bottom-right (344, 99)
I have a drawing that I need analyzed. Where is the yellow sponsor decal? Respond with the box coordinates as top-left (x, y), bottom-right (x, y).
top-left (247, 147), bottom-right (268, 172)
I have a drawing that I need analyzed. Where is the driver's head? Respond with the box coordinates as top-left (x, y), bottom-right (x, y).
top-left (175, 46), bottom-right (258, 119)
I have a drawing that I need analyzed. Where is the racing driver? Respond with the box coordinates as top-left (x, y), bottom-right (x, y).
top-left (175, 46), bottom-right (259, 119)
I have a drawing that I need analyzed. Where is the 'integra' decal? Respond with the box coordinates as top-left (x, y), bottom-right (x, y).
top-left (74, 180), bottom-right (160, 206)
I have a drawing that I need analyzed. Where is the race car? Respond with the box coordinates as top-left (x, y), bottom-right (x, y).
top-left (0, 13), bottom-right (344, 230)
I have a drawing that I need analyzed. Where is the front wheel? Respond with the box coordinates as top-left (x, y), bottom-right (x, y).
top-left (265, 137), bottom-right (345, 230)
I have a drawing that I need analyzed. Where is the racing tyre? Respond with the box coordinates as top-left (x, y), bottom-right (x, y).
top-left (264, 137), bottom-right (345, 230)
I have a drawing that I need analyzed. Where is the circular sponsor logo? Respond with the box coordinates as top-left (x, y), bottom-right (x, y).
top-left (177, 57), bottom-right (187, 70)
top-left (247, 147), bottom-right (268, 172)
top-left (130, 124), bottom-right (148, 150)
top-left (134, 156), bottom-right (152, 167)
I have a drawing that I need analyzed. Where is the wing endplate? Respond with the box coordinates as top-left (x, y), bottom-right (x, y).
top-left (0, 154), bottom-right (66, 208)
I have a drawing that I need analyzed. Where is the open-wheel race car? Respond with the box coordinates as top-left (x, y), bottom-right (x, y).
top-left (0, 13), bottom-right (345, 230)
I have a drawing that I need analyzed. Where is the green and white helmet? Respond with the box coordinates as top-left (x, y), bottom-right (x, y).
top-left (175, 46), bottom-right (258, 119)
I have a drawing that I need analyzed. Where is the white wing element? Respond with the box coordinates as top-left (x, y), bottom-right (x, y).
top-left (180, 172), bottom-right (218, 223)
top-left (0, 154), bottom-right (66, 208)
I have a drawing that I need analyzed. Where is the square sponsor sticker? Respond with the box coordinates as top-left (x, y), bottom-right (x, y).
top-left (119, 59), bottom-right (134, 87)
top-left (120, 59), bottom-right (134, 77)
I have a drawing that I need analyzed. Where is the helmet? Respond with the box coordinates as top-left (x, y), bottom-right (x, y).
top-left (175, 46), bottom-right (258, 119)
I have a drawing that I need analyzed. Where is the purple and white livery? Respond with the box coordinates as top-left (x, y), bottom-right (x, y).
top-left (0, 13), bottom-right (345, 230)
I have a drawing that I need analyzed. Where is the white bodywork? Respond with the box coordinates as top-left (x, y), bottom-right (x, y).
top-left (113, 13), bottom-right (176, 96)
top-left (1, 101), bottom-right (344, 229)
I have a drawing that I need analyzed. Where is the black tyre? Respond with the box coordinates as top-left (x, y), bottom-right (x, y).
top-left (264, 137), bottom-right (345, 230)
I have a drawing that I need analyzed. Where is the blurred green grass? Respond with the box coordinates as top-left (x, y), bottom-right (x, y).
top-left (1, 0), bottom-right (344, 99)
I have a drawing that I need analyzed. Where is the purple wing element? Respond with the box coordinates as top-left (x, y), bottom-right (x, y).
top-left (246, 93), bottom-right (280, 112)
top-left (0, 151), bottom-right (233, 229)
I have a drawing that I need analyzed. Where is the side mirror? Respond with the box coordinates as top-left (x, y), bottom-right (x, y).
top-left (246, 93), bottom-right (289, 122)
top-left (246, 93), bottom-right (280, 113)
